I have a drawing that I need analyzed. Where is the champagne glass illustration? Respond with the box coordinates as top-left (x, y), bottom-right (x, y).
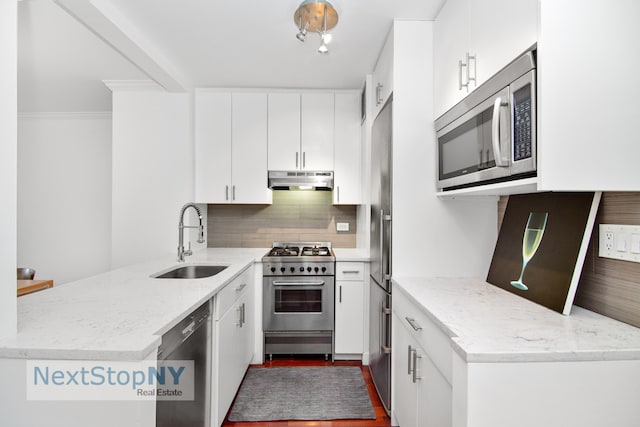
top-left (510, 212), bottom-right (548, 291)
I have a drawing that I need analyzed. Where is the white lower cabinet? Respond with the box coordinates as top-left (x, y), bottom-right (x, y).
top-left (392, 290), bottom-right (452, 427)
top-left (334, 262), bottom-right (366, 356)
top-left (213, 266), bottom-right (254, 427)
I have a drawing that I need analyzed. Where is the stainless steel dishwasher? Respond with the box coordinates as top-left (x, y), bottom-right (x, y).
top-left (156, 301), bottom-right (211, 427)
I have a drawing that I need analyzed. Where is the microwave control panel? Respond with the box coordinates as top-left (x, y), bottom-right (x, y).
top-left (513, 83), bottom-right (532, 161)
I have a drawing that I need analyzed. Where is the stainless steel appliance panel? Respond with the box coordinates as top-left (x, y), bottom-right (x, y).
top-left (263, 276), bottom-right (335, 332)
top-left (436, 46), bottom-right (537, 191)
top-left (369, 98), bottom-right (393, 415)
top-left (156, 301), bottom-right (211, 427)
top-left (370, 98), bottom-right (392, 292)
top-left (369, 277), bottom-right (391, 413)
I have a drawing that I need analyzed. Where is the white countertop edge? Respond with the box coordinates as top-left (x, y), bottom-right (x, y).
top-left (332, 248), bottom-right (370, 262)
top-left (393, 276), bottom-right (640, 364)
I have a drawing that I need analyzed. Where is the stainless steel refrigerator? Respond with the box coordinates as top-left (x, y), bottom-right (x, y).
top-left (368, 97), bottom-right (392, 414)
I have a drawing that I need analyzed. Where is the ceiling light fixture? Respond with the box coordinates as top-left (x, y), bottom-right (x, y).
top-left (294, 0), bottom-right (338, 55)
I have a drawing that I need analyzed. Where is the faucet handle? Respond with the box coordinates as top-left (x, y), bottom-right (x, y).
top-left (184, 241), bottom-right (193, 257)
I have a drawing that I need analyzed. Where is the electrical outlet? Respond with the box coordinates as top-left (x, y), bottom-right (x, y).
top-left (599, 224), bottom-right (640, 263)
top-left (336, 222), bottom-right (349, 232)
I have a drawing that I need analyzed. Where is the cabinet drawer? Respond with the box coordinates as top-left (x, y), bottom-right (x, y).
top-left (394, 289), bottom-right (453, 384)
top-left (336, 262), bottom-right (365, 281)
top-left (216, 266), bottom-right (252, 320)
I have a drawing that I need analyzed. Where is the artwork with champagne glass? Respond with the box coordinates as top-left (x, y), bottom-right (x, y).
top-left (487, 192), bottom-right (601, 314)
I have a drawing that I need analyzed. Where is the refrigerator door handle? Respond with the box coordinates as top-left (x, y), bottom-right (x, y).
top-left (380, 209), bottom-right (392, 284)
top-left (380, 302), bottom-right (392, 354)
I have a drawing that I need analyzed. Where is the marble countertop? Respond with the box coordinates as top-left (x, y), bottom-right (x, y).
top-left (0, 248), bottom-right (266, 361)
top-left (333, 248), bottom-right (370, 262)
top-left (393, 276), bottom-right (640, 363)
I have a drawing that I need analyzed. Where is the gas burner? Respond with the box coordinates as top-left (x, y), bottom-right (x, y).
top-left (268, 246), bottom-right (300, 257)
top-left (301, 246), bottom-right (331, 256)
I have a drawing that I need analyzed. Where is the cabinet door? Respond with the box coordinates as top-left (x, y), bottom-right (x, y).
top-left (268, 93), bottom-right (300, 170)
top-left (194, 91), bottom-right (232, 203)
top-left (238, 279), bottom-right (254, 367)
top-left (335, 280), bottom-right (364, 354)
top-left (231, 93), bottom-right (271, 204)
top-left (537, 0), bottom-right (640, 191)
top-left (434, 0), bottom-right (470, 118)
top-left (469, 0), bottom-right (537, 86)
top-left (216, 300), bottom-right (244, 426)
top-left (333, 93), bottom-right (361, 204)
top-left (416, 348), bottom-right (453, 427)
top-left (301, 93), bottom-right (334, 170)
top-left (392, 311), bottom-right (418, 427)
top-left (372, 28), bottom-right (394, 118)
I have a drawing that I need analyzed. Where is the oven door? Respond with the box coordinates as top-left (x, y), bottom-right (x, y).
top-left (437, 86), bottom-right (511, 190)
top-left (263, 276), bottom-right (335, 332)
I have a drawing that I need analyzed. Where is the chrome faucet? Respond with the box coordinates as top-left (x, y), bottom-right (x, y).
top-left (178, 203), bottom-right (205, 262)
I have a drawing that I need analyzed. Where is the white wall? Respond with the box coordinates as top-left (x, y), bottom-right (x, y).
top-left (17, 114), bottom-right (112, 285)
top-left (0, 0), bottom-right (17, 339)
top-left (110, 84), bottom-right (195, 268)
top-left (392, 21), bottom-right (498, 278)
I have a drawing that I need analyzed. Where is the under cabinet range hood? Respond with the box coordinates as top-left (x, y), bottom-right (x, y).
top-left (268, 171), bottom-right (334, 190)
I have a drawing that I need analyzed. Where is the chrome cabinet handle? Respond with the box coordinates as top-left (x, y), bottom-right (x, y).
top-left (235, 283), bottom-right (247, 292)
top-left (302, 152), bottom-right (306, 168)
top-left (236, 305), bottom-right (242, 327)
top-left (339, 285), bottom-right (342, 303)
top-left (336, 186), bottom-right (340, 203)
top-left (232, 185), bottom-right (236, 201)
top-left (458, 59), bottom-right (466, 91)
top-left (412, 350), bottom-right (422, 383)
top-left (405, 316), bottom-right (422, 331)
top-left (241, 303), bottom-right (245, 327)
top-left (341, 270), bottom-right (361, 274)
top-left (459, 52), bottom-right (477, 92)
top-left (492, 97), bottom-right (509, 167)
top-left (466, 52), bottom-right (476, 87)
top-left (376, 83), bottom-right (383, 106)
top-left (407, 345), bottom-right (413, 375)
top-left (225, 185), bottom-right (229, 201)
top-left (296, 152), bottom-right (299, 168)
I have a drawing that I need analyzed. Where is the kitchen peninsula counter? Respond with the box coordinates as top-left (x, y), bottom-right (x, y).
top-left (0, 248), bottom-right (267, 360)
top-left (393, 276), bottom-right (640, 363)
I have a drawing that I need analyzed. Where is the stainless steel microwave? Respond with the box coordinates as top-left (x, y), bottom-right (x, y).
top-left (435, 46), bottom-right (537, 191)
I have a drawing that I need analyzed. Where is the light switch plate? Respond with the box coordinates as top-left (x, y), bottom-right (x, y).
top-left (336, 222), bottom-right (349, 232)
top-left (599, 224), bottom-right (640, 263)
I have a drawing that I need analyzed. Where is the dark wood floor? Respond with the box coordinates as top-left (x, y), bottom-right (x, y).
top-left (222, 356), bottom-right (392, 427)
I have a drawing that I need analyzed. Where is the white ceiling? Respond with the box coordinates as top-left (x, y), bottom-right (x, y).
top-left (18, 0), bottom-right (445, 113)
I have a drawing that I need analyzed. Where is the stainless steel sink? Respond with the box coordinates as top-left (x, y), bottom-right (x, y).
top-left (152, 265), bottom-right (228, 279)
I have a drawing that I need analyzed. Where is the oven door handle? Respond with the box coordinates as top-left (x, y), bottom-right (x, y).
top-left (272, 280), bottom-right (325, 286)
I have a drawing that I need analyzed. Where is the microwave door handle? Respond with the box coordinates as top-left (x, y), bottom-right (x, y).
top-left (492, 97), bottom-right (509, 167)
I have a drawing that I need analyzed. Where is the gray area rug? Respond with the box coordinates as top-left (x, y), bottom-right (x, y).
top-left (228, 366), bottom-right (376, 421)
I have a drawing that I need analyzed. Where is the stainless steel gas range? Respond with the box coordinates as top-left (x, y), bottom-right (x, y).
top-left (262, 242), bottom-right (335, 360)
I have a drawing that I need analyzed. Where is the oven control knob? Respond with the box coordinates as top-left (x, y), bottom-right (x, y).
top-left (290, 267), bottom-right (295, 273)
top-left (314, 267), bottom-right (319, 273)
top-left (280, 267), bottom-right (286, 273)
top-left (321, 266), bottom-right (327, 273)
top-left (299, 267), bottom-right (305, 272)
top-left (270, 267), bottom-right (276, 273)
top-left (307, 266), bottom-right (312, 272)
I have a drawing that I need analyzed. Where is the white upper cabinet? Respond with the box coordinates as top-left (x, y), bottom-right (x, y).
top-left (267, 93), bottom-right (300, 170)
top-left (333, 92), bottom-right (361, 205)
top-left (537, 0), bottom-right (640, 191)
top-left (268, 92), bottom-right (335, 171)
top-left (372, 27), bottom-right (394, 119)
top-left (231, 93), bottom-right (271, 203)
top-left (301, 92), bottom-right (335, 170)
top-left (434, 0), bottom-right (537, 118)
top-left (195, 90), bottom-right (271, 204)
top-left (195, 91), bottom-right (232, 203)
